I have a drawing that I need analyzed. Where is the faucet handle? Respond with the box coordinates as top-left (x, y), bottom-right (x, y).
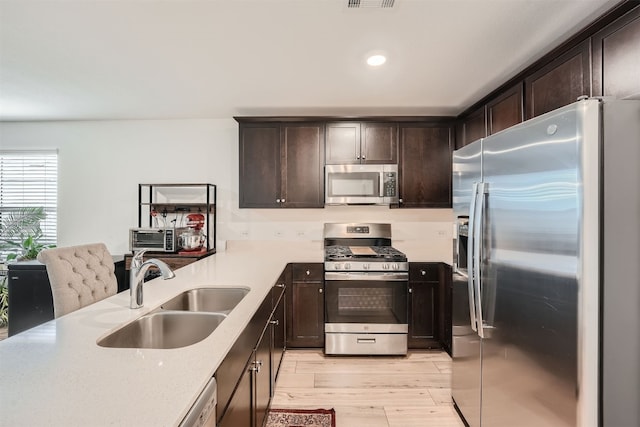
top-left (132, 249), bottom-right (148, 267)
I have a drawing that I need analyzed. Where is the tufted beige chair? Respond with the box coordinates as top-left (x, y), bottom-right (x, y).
top-left (37, 243), bottom-right (118, 318)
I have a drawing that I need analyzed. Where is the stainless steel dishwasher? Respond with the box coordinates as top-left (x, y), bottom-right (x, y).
top-left (179, 377), bottom-right (217, 427)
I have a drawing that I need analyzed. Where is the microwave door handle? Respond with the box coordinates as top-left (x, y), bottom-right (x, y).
top-left (467, 182), bottom-right (479, 333)
top-left (379, 172), bottom-right (384, 197)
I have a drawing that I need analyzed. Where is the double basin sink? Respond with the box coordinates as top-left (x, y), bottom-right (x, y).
top-left (98, 287), bottom-right (249, 350)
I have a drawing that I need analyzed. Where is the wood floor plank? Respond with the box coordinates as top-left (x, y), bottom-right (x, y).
top-left (273, 372), bottom-right (315, 388)
top-left (405, 351), bottom-right (453, 362)
top-left (333, 405), bottom-right (390, 427)
top-left (435, 360), bottom-right (452, 373)
top-left (296, 359), bottom-right (441, 374)
top-left (272, 388), bottom-right (436, 407)
top-left (385, 406), bottom-right (466, 427)
top-left (281, 349), bottom-right (325, 361)
top-left (314, 373), bottom-right (450, 389)
top-left (428, 387), bottom-right (454, 405)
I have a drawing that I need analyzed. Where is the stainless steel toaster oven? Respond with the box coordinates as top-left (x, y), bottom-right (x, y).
top-left (129, 227), bottom-right (187, 252)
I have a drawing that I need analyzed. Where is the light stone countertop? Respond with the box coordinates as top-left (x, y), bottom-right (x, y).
top-left (0, 240), bottom-right (449, 427)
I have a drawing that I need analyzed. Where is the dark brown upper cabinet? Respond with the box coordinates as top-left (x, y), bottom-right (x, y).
top-left (239, 122), bottom-right (324, 208)
top-left (239, 123), bottom-right (280, 208)
top-left (398, 124), bottom-right (452, 208)
top-left (592, 6), bottom-right (640, 100)
top-left (455, 106), bottom-right (486, 149)
top-left (325, 122), bottom-right (398, 164)
top-left (525, 39), bottom-right (591, 119)
top-left (487, 83), bottom-right (524, 135)
top-left (455, 84), bottom-right (522, 149)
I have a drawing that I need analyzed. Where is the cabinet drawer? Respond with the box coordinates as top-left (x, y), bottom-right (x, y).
top-left (292, 263), bottom-right (323, 282)
top-left (409, 263), bottom-right (439, 281)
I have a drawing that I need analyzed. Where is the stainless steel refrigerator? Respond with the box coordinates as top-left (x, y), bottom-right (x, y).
top-left (451, 98), bottom-right (640, 427)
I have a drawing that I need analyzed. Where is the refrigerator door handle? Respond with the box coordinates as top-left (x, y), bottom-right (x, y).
top-left (467, 182), bottom-right (479, 333)
top-left (473, 182), bottom-right (486, 338)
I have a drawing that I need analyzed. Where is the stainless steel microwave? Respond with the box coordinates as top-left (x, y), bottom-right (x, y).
top-left (129, 227), bottom-right (187, 252)
top-left (325, 164), bottom-right (398, 205)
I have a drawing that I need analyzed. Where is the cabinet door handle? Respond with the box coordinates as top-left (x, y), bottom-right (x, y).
top-left (362, 155), bottom-right (366, 160)
top-left (306, 270), bottom-right (310, 276)
top-left (409, 288), bottom-right (413, 293)
top-left (276, 283), bottom-right (285, 288)
top-left (276, 198), bottom-right (281, 203)
top-left (399, 198), bottom-right (403, 204)
top-left (356, 155), bottom-right (360, 160)
top-left (319, 288), bottom-right (323, 293)
top-left (281, 199), bottom-right (285, 203)
top-left (270, 319), bottom-right (279, 326)
top-left (421, 269), bottom-right (426, 276)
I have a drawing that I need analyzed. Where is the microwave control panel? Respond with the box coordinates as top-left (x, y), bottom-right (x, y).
top-left (383, 172), bottom-right (397, 197)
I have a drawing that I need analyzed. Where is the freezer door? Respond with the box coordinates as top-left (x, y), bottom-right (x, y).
top-left (451, 140), bottom-right (482, 427)
top-left (479, 102), bottom-right (587, 426)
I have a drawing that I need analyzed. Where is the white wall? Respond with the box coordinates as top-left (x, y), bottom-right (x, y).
top-left (0, 119), bottom-right (453, 261)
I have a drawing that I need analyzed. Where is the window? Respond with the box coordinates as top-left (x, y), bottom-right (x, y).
top-left (0, 151), bottom-right (58, 259)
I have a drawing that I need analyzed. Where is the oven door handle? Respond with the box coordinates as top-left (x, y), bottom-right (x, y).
top-left (324, 272), bottom-right (409, 281)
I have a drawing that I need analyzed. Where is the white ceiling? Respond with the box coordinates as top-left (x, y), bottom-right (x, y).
top-left (0, 0), bottom-right (620, 121)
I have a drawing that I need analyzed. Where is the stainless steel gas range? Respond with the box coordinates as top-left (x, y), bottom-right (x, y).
top-left (323, 223), bottom-right (409, 355)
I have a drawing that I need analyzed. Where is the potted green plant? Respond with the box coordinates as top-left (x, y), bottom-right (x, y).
top-left (0, 207), bottom-right (52, 261)
top-left (0, 207), bottom-right (55, 328)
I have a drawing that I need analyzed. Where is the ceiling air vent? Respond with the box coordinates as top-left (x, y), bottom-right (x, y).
top-left (348, 0), bottom-right (395, 8)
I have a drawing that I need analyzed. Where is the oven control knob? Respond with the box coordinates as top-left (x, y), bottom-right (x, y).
top-left (382, 264), bottom-right (389, 270)
top-left (334, 263), bottom-right (341, 270)
top-left (344, 263), bottom-right (351, 270)
top-left (363, 263), bottom-right (369, 270)
top-left (392, 263), bottom-right (399, 270)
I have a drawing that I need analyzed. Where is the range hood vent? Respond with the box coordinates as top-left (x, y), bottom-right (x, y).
top-left (348, 0), bottom-right (395, 8)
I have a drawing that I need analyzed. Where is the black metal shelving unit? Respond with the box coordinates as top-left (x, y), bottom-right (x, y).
top-left (137, 183), bottom-right (217, 253)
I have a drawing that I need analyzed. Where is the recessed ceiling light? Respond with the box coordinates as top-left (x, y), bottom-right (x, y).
top-left (367, 54), bottom-right (387, 66)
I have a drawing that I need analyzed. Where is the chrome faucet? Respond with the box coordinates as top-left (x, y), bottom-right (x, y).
top-left (130, 250), bottom-right (175, 309)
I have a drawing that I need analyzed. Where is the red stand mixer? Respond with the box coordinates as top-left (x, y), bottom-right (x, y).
top-left (179, 213), bottom-right (206, 254)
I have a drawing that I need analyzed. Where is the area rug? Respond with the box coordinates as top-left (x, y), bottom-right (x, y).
top-left (265, 408), bottom-right (336, 427)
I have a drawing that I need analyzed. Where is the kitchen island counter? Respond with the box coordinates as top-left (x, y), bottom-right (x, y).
top-left (0, 241), bottom-right (323, 427)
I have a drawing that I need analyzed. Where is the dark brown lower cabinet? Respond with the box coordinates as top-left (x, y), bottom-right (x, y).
top-left (218, 365), bottom-right (251, 427)
top-left (408, 263), bottom-right (441, 349)
top-left (286, 263), bottom-right (324, 348)
top-left (253, 326), bottom-right (271, 427)
top-left (270, 282), bottom-right (286, 395)
top-left (217, 280), bottom-right (285, 427)
top-left (218, 327), bottom-right (270, 427)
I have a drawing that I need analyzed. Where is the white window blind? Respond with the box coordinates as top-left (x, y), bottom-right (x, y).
top-left (0, 151), bottom-right (58, 255)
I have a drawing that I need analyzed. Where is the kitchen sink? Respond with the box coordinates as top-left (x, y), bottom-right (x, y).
top-left (97, 311), bottom-right (227, 349)
top-left (160, 287), bottom-right (249, 314)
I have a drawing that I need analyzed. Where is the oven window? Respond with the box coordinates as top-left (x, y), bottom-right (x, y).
top-left (134, 232), bottom-right (165, 249)
top-left (325, 281), bottom-right (407, 325)
top-left (328, 172), bottom-right (380, 197)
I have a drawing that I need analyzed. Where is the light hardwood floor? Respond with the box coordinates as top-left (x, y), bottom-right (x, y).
top-left (271, 349), bottom-right (465, 427)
